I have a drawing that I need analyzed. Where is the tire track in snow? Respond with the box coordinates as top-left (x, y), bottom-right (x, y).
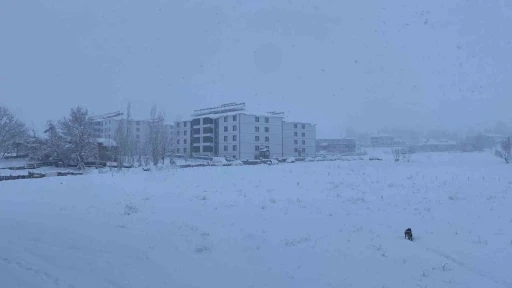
top-left (425, 248), bottom-right (512, 288)
top-left (0, 257), bottom-right (62, 286)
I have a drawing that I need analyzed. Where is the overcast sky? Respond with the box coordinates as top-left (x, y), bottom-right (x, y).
top-left (1, 0), bottom-right (511, 137)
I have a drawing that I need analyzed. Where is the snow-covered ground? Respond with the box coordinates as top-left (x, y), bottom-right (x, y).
top-left (1, 152), bottom-right (511, 288)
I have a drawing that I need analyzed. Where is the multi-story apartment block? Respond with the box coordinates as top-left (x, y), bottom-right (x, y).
top-left (174, 103), bottom-right (316, 159)
top-left (282, 121), bottom-right (317, 157)
top-left (91, 111), bottom-right (171, 150)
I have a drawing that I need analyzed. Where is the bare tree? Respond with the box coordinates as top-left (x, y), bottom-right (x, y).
top-left (113, 103), bottom-right (137, 168)
top-left (495, 137), bottom-right (512, 164)
top-left (392, 147), bottom-right (401, 162)
top-left (147, 105), bottom-right (166, 166)
top-left (0, 106), bottom-right (28, 158)
top-left (58, 106), bottom-right (98, 169)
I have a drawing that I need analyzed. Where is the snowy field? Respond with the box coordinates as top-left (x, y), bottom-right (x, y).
top-left (1, 152), bottom-right (511, 288)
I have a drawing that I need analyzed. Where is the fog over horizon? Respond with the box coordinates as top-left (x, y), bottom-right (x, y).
top-left (1, 0), bottom-right (511, 138)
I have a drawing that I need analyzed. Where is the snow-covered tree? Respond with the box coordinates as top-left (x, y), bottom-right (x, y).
top-left (58, 106), bottom-right (98, 169)
top-left (114, 103), bottom-right (136, 168)
top-left (495, 137), bottom-right (512, 164)
top-left (147, 105), bottom-right (166, 166)
top-left (0, 106), bottom-right (28, 158)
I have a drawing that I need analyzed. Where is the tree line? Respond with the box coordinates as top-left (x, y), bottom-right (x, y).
top-left (0, 104), bottom-right (174, 169)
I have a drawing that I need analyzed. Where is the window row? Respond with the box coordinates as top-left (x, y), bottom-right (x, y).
top-left (223, 135), bottom-right (238, 142)
top-left (294, 148), bottom-right (306, 153)
top-left (293, 123), bottom-right (306, 129)
top-left (223, 145), bottom-right (238, 151)
top-left (254, 136), bottom-right (270, 142)
top-left (254, 126), bottom-right (270, 132)
top-left (294, 140), bottom-right (306, 145)
top-left (223, 125), bottom-right (237, 132)
top-left (176, 130), bottom-right (188, 136)
top-left (176, 147), bottom-right (188, 154)
top-left (293, 132), bottom-right (306, 137)
top-left (176, 122), bottom-right (188, 128)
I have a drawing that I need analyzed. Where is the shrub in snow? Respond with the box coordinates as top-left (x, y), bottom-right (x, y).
top-left (195, 244), bottom-right (212, 253)
top-left (124, 203), bottom-right (140, 215)
top-left (495, 137), bottom-right (512, 164)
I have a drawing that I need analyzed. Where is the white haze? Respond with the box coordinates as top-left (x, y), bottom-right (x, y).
top-left (1, 0), bottom-right (511, 137)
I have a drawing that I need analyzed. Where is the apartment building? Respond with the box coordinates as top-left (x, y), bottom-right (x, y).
top-left (91, 112), bottom-right (172, 149)
top-left (316, 138), bottom-right (357, 154)
top-left (174, 103), bottom-right (316, 159)
top-left (282, 121), bottom-right (316, 157)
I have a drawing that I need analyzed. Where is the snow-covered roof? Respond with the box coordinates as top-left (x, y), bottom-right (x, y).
top-left (97, 138), bottom-right (117, 147)
top-left (371, 134), bottom-right (394, 138)
top-left (421, 139), bottom-right (457, 146)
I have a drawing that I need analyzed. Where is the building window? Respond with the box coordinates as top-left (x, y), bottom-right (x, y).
top-left (265, 127), bottom-right (269, 132)
top-left (224, 116), bottom-right (228, 122)
top-left (302, 140), bottom-right (305, 145)
top-left (294, 148), bottom-right (298, 152)
top-left (177, 148), bottom-right (181, 153)
top-left (302, 124), bottom-right (306, 129)
top-left (294, 132), bottom-right (298, 137)
top-left (184, 130), bottom-right (188, 136)
top-left (302, 132), bottom-right (305, 137)
top-left (294, 123), bottom-right (298, 129)
top-left (224, 136), bottom-right (228, 142)
top-left (255, 145), bottom-right (260, 151)
top-left (265, 136), bottom-right (269, 142)
top-left (233, 115), bottom-right (237, 121)
top-left (136, 134), bottom-right (140, 139)
top-left (255, 136), bottom-right (260, 142)
top-left (233, 125), bottom-right (237, 132)
top-left (176, 122), bottom-right (179, 128)
top-left (184, 139), bottom-right (187, 144)
top-left (265, 117), bottom-right (269, 123)
top-left (302, 148), bottom-right (306, 153)
top-left (177, 131), bottom-right (180, 136)
top-left (294, 140), bottom-right (298, 145)
top-left (255, 116), bottom-right (260, 122)
top-left (233, 135), bottom-right (237, 141)
top-left (255, 126), bottom-right (260, 132)
top-left (184, 148), bottom-right (187, 153)
top-left (224, 126), bottom-right (228, 132)
top-left (233, 145), bottom-right (237, 151)
top-left (136, 121), bottom-right (141, 125)
top-left (224, 145), bottom-right (228, 151)
top-left (177, 139), bottom-right (180, 145)
top-left (184, 122), bottom-right (187, 127)
top-left (136, 128), bottom-right (140, 132)
top-left (265, 146), bottom-right (269, 149)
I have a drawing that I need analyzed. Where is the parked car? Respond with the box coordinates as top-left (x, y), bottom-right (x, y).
top-left (231, 160), bottom-right (244, 166)
top-left (267, 159), bottom-right (279, 165)
top-left (210, 157), bottom-right (228, 166)
top-left (286, 157), bottom-right (296, 163)
top-left (304, 157), bottom-right (315, 162)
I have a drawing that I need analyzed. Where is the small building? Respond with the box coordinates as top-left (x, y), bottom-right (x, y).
top-left (316, 139), bottom-right (356, 154)
top-left (370, 134), bottom-right (395, 147)
top-left (416, 139), bottom-right (458, 152)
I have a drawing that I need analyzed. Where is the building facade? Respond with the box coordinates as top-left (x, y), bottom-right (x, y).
top-left (370, 135), bottom-right (395, 147)
top-left (174, 103), bottom-right (316, 159)
top-left (282, 121), bottom-right (316, 157)
top-left (316, 138), bottom-right (356, 154)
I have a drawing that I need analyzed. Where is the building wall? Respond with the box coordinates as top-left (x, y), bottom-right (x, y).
top-left (238, 114), bottom-right (283, 160)
top-left (174, 120), bottom-right (191, 155)
top-left (217, 113), bottom-right (241, 159)
top-left (173, 112), bottom-right (316, 160)
top-left (283, 122), bottom-right (316, 157)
